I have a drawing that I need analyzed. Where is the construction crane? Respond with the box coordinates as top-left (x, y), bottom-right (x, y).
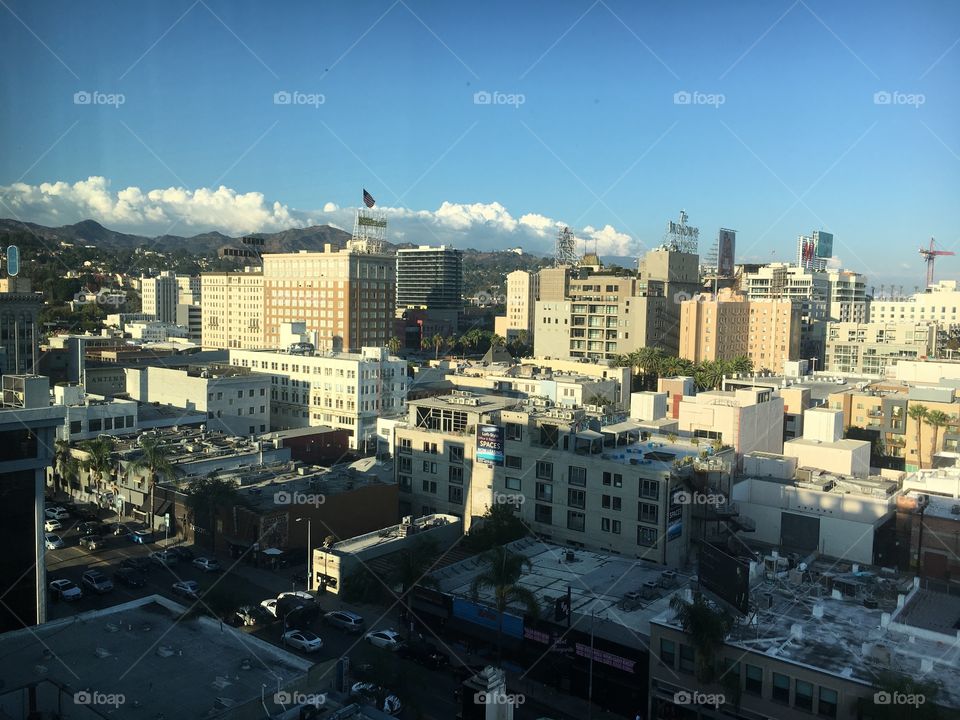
top-left (919, 237), bottom-right (954, 287)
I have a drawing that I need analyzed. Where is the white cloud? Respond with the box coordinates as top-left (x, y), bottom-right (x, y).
top-left (0, 176), bottom-right (641, 257)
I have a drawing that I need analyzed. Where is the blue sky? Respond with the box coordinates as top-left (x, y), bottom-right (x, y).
top-left (0, 0), bottom-right (958, 287)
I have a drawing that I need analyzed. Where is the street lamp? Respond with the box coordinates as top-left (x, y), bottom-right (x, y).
top-left (295, 517), bottom-right (311, 591)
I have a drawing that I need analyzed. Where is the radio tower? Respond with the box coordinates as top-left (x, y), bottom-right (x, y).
top-left (919, 237), bottom-right (954, 287)
top-left (555, 226), bottom-right (578, 267)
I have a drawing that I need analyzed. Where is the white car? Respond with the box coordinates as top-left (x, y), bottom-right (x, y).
top-left (277, 590), bottom-right (314, 603)
top-left (44, 519), bottom-right (63, 532)
top-left (49, 579), bottom-right (82, 601)
top-left (44, 533), bottom-right (64, 550)
top-left (172, 580), bottom-right (200, 599)
top-left (282, 629), bottom-right (323, 653)
top-left (260, 598), bottom-right (278, 617)
top-left (45, 507), bottom-right (69, 521)
top-left (365, 629), bottom-right (401, 650)
top-left (192, 557), bottom-right (221, 572)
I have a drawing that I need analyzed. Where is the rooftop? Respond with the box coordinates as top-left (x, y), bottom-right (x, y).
top-left (328, 513), bottom-right (460, 556)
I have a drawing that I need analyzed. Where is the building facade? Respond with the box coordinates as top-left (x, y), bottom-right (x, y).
top-left (395, 245), bottom-right (463, 310)
top-left (824, 321), bottom-right (936, 377)
top-left (200, 270), bottom-right (265, 349)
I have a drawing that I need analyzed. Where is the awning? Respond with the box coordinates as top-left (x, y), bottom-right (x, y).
top-left (262, 547), bottom-right (284, 556)
top-left (154, 501), bottom-right (173, 518)
top-left (575, 430), bottom-right (603, 441)
top-left (602, 421), bottom-right (642, 435)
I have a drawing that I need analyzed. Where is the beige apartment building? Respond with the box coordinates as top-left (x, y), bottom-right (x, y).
top-left (823, 321), bottom-right (936, 377)
top-left (200, 270), bottom-right (265, 349)
top-left (494, 270), bottom-right (539, 341)
top-left (677, 387), bottom-right (786, 463)
top-left (679, 289), bottom-right (800, 370)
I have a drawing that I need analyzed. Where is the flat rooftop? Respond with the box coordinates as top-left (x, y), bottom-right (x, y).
top-left (330, 513), bottom-right (460, 555)
top-left (0, 596), bottom-right (310, 719)
top-left (409, 392), bottom-right (522, 413)
top-left (431, 537), bottom-right (694, 647)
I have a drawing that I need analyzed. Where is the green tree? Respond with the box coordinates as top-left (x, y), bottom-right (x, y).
top-left (462, 502), bottom-right (529, 553)
top-left (52, 439), bottom-right (73, 498)
top-left (79, 437), bottom-right (115, 493)
top-left (390, 538), bottom-right (439, 635)
top-left (184, 472), bottom-right (240, 553)
top-left (908, 404), bottom-right (929, 469)
top-left (490, 333), bottom-right (507, 348)
top-left (387, 336), bottom-right (402, 355)
top-left (130, 436), bottom-right (175, 529)
top-left (430, 333), bottom-right (446, 360)
top-left (695, 359), bottom-right (728, 391)
top-left (470, 546), bottom-right (540, 663)
top-left (925, 410), bottom-right (951, 467)
top-left (730, 355), bottom-right (754, 375)
top-left (669, 592), bottom-right (734, 683)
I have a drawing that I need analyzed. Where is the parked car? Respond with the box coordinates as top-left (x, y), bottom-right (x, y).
top-left (323, 610), bottom-right (365, 633)
top-left (168, 546), bottom-right (195, 561)
top-left (172, 580), bottom-right (200, 599)
top-left (281, 629), bottom-right (323, 653)
top-left (278, 590), bottom-right (314, 603)
top-left (49, 579), bottom-right (82, 601)
top-left (81, 569), bottom-right (114, 594)
top-left (45, 507), bottom-right (69, 521)
top-left (119, 556), bottom-right (151, 572)
top-left (231, 605), bottom-right (268, 627)
top-left (192, 557), bottom-right (221, 572)
top-left (398, 638), bottom-right (450, 669)
top-left (78, 521), bottom-right (103, 536)
top-left (79, 534), bottom-right (105, 551)
top-left (260, 598), bottom-right (279, 617)
top-left (149, 550), bottom-right (178, 566)
top-left (108, 523), bottom-right (130, 536)
top-left (365, 629), bottom-right (401, 651)
top-left (44, 519), bottom-right (63, 533)
top-left (71, 505), bottom-right (101, 521)
top-left (44, 533), bottom-right (64, 550)
top-left (128, 530), bottom-right (153, 544)
top-left (114, 567), bottom-right (146, 588)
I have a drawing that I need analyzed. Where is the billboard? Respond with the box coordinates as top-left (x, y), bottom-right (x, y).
top-left (699, 542), bottom-right (750, 615)
top-left (717, 229), bottom-right (735, 277)
top-left (453, 598), bottom-right (523, 638)
top-left (6, 245), bottom-right (19, 276)
top-left (814, 230), bottom-right (833, 259)
top-left (476, 424), bottom-right (505, 465)
top-left (667, 489), bottom-right (684, 542)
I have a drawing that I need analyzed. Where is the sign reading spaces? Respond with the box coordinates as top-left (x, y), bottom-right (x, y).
top-left (476, 424), bottom-right (505, 465)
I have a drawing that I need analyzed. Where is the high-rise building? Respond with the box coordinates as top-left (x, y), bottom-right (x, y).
top-left (201, 270), bottom-right (265, 349)
top-left (395, 246), bottom-right (463, 310)
top-left (679, 289), bottom-right (801, 370)
top-left (824, 322), bottom-right (937, 377)
top-left (0, 292), bottom-right (42, 375)
top-left (637, 246), bottom-right (700, 355)
top-left (797, 229), bottom-right (834, 271)
top-left (494, 270), bottom-right (539, 341)
top-left (140, 271), bottom-right (178, 323)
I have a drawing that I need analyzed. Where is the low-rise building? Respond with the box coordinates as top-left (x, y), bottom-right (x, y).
top-left (782, 407), bottom-right (871, 477)
top-left (824, 320), bottom-right (937, 377)
top-left (677, 387), bottom-right (785, 463)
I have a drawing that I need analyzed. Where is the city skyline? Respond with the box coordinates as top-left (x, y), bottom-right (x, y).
top-left (0, 0), bottom-right (957, 289)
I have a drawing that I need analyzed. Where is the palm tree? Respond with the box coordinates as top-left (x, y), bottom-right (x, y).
top-left (490, 334), bottom-right (507, 348)
top-left (908, 404), bottom-right (929, 469)
top-left (387, 336), bottom-right (402, 355)
top-left (53, 439), bottom-right (73, 498)
top-left (470, 546), bottom-right (540, 663)
top-left (730, 355), bottom-right (754, 375)
top-left (695, 360), bottom-right (727, 391)
top-left (669, 593), bottom-right (734, 683)
top-left (80, 437), bottom-right (115, 495)
top-left (131, 436), bottom-right (174, 530)
top-left (430, 333), bottom-right (446, 360)
top-left (390, 538), bottom-right (439, 635)
top-left (925, 410), bottom-right (951, 467)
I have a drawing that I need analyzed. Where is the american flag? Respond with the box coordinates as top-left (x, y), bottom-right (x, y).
top-left (362, 189), bottom-right (375, 208)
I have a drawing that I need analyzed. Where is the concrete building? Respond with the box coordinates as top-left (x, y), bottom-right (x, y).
top-left (495, 269), bottom-right (540, 342)
top-left (0, 291), bottom-right (42, 375)
top-left (139, 270), bottom-right (179, 322)
top-left (229, 346), bottom-right (407, 450)
top-left (125, 320), bottom-right (191, 343)
top-left (125, 364), bottom-right (272, 436)
top-left (679, 289), bottom-right (801, 370)
top-left (782, 407), bottom-right (871, 477)
top-left (677, 387), bottom-right (786, 462)
top-left (638, 246), bottom-right (700, 355)
top-left (537, 266), bottom-right (570, 301)
top-left (796, 229), bottom-right (833, 271)
top-left (395, 245), bottom-right (463, 310)
top-left (824, 321), bottom-right (937, 377)
top-left (869, 279), bottom-right (960, 333)
top-left (200, 269), bottom-right (265, 349)
top-left (53, 383), bottom-right (139, 441)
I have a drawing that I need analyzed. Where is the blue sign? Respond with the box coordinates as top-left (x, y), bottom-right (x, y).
top-left (667, 489), bottom-right (684, 542)
top-left (453, 598), bottom-right (523, 639)
top-left (6, 245), bottom-right (19, 276)
top-left (476, 424), bottom-right (505, 465)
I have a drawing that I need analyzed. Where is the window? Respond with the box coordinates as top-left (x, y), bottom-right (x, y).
top-left (567, 510), bottom-right (585, 532)
top-left (602, 471), bottom-right (623, 487)
top-left (601, 495), bottom-right (622, 511)
top-left (568, 466), bottom-right (587, 486)
top-left (448, 486), bottom-right (463, 504)
top-left (422, 460), bottom-right (437, 474)
top-left (601, 517), bottom-right (622, 534)
top-left (638, 502), bottom-right (659, 524)
top-left (568, 488), bottom-right (586, 509)
top-left (398, 475), bottom-right (412, 492)
top-left (818, 687), bottom-right (837, 718)
top-left (637, 526), bottom-right (657, 547)
top-left (795, 680), bottom-right (813, 711)
top-left (399, 438), bottom-right (412, 454)
top-left (506, 422), bottom-right (523, 441)
top-left (659, 639), bottom-right (675, 667)
top-left (449, 445), bottom-right (464, 464)
top-left (772, 672), bottom-right (790, 704)
top-left (423, 441), bottom-right (438, 454)
top-left (745, 664), bottom-right (763, 695)
top-left (421, 480), bottom-right (437, 494)
top-left (679, 644), bottom-right (695, 673)
top-left (449, 466), bottom-right (463, 484)
top-left (536, 482), bottom-right (553, 502)
top-left (505, 476), bottom-right (521, 491)
top-left (399, 457), bottom-right (412, 473)
top-left (69, 420), bottom-right (81, 434)
top-left (640, 479), bottom-right (659, 499)
top-left (536, 461), bottom-right (553, 480)
top-left (535, 504), bottom-right (552, 524)
top-left (88, 418), bottom-right (102, 431)
top-left (505, 455), bottom-right (522, 469)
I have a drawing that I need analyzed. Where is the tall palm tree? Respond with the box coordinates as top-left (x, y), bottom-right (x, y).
top-left (669, 593), bottom-right (734, 683)
top-left (470, 546), bottom-right (540, 663)
top-left (387, 336), bottom-right (402, 355)
top-left (390, 538), bottom-right (439, 635)
top-left (131, 436), bottom-right (174, 529)
top-left (490, 334), bottom-right (507, 348)
top-left (695, 360), bottom-right (727, 391)
top-left (80, 437), bottom-right (115, 495)
top-left (925, 410), bottom-right (951, 467)
top-left (908, 404), bottom-right (929, 469)
top-left (53, 439), bottom-right (72, 498)
top-left (430, 333), bottom-right (446, 360)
